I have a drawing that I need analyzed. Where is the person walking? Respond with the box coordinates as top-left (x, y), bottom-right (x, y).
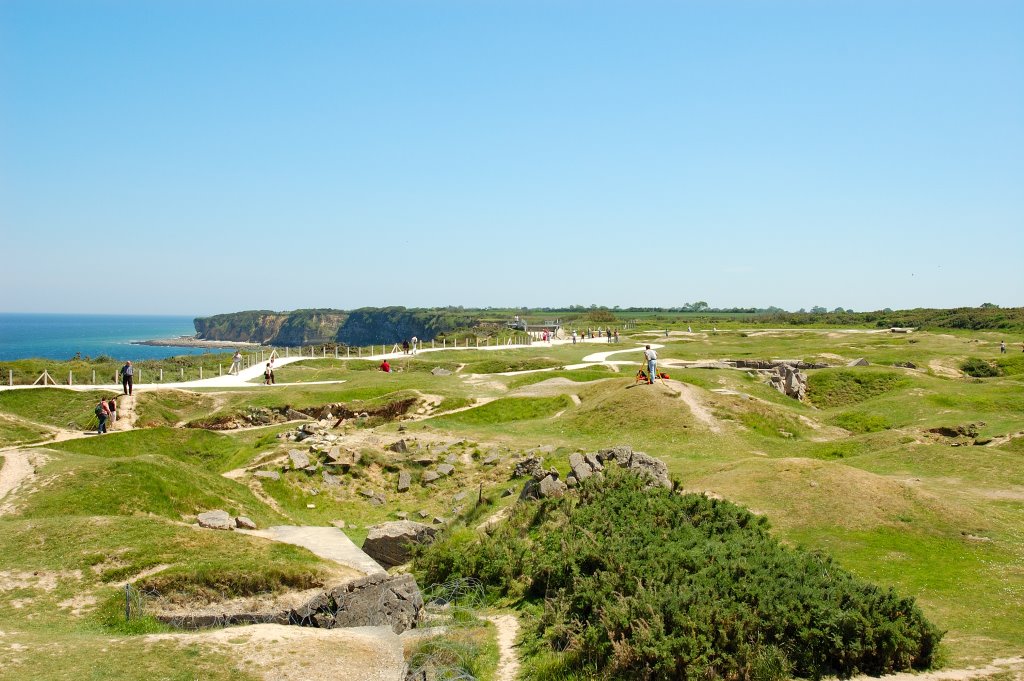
top-left (402, 339), bottom-right (410, 354)
top-left (264, 362), bottom-right (274, 385)
top-left (95, 399), bottom-right (109, 434)
top-left (614, 330), bottom-right (619, 343)
top-left (643, 345), bottom-right (658, 385)
top-left (411, 336), bottom-right (418, 355)
top-left (107, 397), bottom-right (117, 424)
top-left (229, 350), bottom-right (242, 375)
top-left (120, 361), bottom-right (134, 396)
top-left (1000, 341), bottom-right (1007, 354)
top-left (572, 330), bottom-right (577, 344)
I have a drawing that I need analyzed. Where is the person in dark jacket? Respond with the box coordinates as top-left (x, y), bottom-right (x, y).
top-left (120, 361), bottom-right (134, 395)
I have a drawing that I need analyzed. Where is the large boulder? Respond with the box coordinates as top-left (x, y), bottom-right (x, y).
top-left (288, 449), bottom-right (310, 469)
top-left (512, 456), bottom-right (545, 479)
top-left (362, 521), bottom-right (438, 568)
top-left (328, 573), bottom-right (424, 633)
top-left (397, 471), bottom-right (411, 492)
top-left (197, 510), bottom-right (234, 531)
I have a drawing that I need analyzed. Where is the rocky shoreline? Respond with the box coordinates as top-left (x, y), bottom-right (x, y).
top-left (133, 335), bottom-right (261, 349)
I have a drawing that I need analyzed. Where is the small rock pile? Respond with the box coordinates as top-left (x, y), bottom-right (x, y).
top-left (517, 445), bottom-right (672, 501)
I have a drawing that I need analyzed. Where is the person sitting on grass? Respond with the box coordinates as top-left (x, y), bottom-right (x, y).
top-left (380, 359), bottom-right (391, 373)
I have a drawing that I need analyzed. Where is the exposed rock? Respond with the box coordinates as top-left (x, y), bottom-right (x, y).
top-left (362, 521), bottom-right (438, 568)
top-left (322, 471), bottom-right (341, 487)
top-left (388, 440), bottom-right (409, 454)
top-left (397, 471), bottom-right (411, 492)
top-left (847, 358), bottom-right (870, 367)
top-left (569, 452), bottom-right (593, 481)
top-left (482, 454), bottom-right (500, 466)
top-left (584, 453), bottom-right (603, 471)
top-left (327, 573), bottom-right (424, 633)
top-left (288, 449), bottom-right (310, 469)
top-left (254, 470), bottom-right (280, 481)
top-left (894, 361), bottom-right (918, 369)
top-left (285, 408), bottom-right (313, 421)
top-left (766, 364), bottom-right (808, 401)
top-left (235, 516), bottom-right (257, 530)
top-left (421, 471), bottom-right (440, 484)
top-left (197, 510), bottom-right (234, 531)
top-left (453, 491), bottom-right (467, 502)
top-left (436, 464), bottom-right (455, 477)
top-left (418, 510), bottom-right (430, 518)
top-left (445, 454), bottom-right (458, 464)
top-left (539, 474), bottom-right (567, 498)
top-left (431, 367), bottom-right (452, 376)
top-left (360, 489), bottom-right (377, 498)
top-left (433, 517), bottom-right (446, 525)
top-left (512, 456), bottom-right (544, 479)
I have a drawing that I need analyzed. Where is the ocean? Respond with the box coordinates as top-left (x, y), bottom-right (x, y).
top-left (0, 313), bottom-right (216, 361)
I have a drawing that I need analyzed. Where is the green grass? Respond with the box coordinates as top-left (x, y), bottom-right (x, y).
top-left (427, 396), bottom-right (572, 426)
top-left (12, 449), bottom-right (282, 526)
top-left (0, 388), bottom-right (119, 431)
top-left (48, 427), bottom-right (256, 473)
top-left (806, 368), bottom-right (909, 408)
top-left (506, 365), bottom-right (616, 389)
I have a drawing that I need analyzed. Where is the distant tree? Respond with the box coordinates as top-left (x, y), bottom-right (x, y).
top-left (811, 306), bottom-right (827, 314)
top-left (692, 301), bottom-right (710, 312)
top-left (980, 302), bottom-right (999, 308)
top-left (798, 308), bottom-right (807, 313)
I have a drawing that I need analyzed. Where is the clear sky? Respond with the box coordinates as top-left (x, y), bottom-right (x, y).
top-left (1, 0), bottom-right (1021, 315)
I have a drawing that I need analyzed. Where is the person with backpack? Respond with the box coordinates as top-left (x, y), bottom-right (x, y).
top-left (119, 361), bottom-right (133, 395)
top-left (95, 399), bottom-right (110, 434)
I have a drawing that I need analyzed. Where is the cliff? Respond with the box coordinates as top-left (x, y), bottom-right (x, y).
top-left (335, 307), bottom-right (480, 346)
top-left (193, 307), bottom-right (481, 346)
top-left (194, 309), bottom-right (347, 346)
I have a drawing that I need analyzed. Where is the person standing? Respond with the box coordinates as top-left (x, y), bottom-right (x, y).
top-left (229, 350), bottom-right (242, 375)
top-left (107, 397), bottom-right (117, 424)
top-left (572, 330), bottom-right (577, 344)
top-left (264, 362), bottom-right (275, 385)
top-left (614, 330), bottom-right (619, 343)
top-left (411, 336), bottom-right (418, 355)
top-left (402, 339), bottom-right (410, 354)
top-left (120, 361), bottom-right (134, 395)
top-left (643, 345), bottom-right (658, 385)
top-left (1001, 341), bottom-right (1007, 354)
top-left (95, 399), bottom-right (109, 434)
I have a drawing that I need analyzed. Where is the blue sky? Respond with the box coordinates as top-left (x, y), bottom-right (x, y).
top-left (1, 0), bottom-right (1021, 315)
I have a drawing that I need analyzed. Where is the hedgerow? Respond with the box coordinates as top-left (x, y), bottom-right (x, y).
top-left (415, 472), bottom-right (941, 680)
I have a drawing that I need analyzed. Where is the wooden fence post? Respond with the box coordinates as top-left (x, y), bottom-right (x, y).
top-left (69, 370), bottom-right (73, 385)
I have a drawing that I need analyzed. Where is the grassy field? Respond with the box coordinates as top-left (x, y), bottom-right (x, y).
top-left (1, 326), bottom-right (1022, 677)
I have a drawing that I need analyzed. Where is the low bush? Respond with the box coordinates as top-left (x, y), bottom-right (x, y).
top-left (416, 472), bottom-right (942, 680)
top-left (960, 358), bottom-right (1001, 378)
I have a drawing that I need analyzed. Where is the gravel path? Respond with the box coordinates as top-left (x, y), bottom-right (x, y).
top-left (485, 614), bottom-right (521, 681)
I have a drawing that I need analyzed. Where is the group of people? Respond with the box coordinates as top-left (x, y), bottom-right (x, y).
top-left (400, 337), bottom-right (419, 355)
top-left (570, 329), bottom-right (619, 344)
top-left (94, 396), bottom-right (118, 434)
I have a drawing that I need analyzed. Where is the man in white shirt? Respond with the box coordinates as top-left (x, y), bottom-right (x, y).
top-left (643, 345), bottom-right (658, 385)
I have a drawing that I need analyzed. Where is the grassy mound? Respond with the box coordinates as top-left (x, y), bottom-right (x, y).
top-left (416, 472), bottom-right (942, 680)
top-left (960, 357), bottom-right (1001, 378)
top-left (806, 370), bottom-right (907, 408)
top-left (48, 427), bottom-right (252, 472)
top-left (14, 450), bottom-right (280, 525)
top-left (427, 396), bottom-right (571, 426)
top-left (0, 388), bottom-right (118, 431)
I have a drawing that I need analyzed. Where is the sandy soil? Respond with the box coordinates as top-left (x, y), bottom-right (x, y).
top-left (0, 450), bottom-right (50, 516)
top-left (146, 624), bottom-right (406, 681)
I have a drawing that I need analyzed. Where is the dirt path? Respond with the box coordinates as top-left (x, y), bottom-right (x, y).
top-left (667, 381), bottom-right (723, 434)
top-left (849, 657), bottom-right (1024, 681)
top-left (0, 451), bottom-right (33, 505)
top-left (109, 394), bottom-right (137, 432)
top-left (147, 624), bottom-right (405, 681)
top-left (486, 614), bottom-right (521, 681)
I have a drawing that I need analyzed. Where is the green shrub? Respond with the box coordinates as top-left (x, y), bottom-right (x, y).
top-left (416, 472), bottom-right (942, 680)
top-left (960, 358), bottom-right (1001, 378)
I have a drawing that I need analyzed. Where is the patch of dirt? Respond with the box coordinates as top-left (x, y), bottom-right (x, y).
top-left (146, 587), bottom-right (327, 617)
top-left (929, 359), bottom-right (964, 378)
top-left (668, 382), bottom-right (723, 434)
top-left (509, 377), bottom-right (578, 397)
top-left (145, 623), bottom-right (405, 681)
top-left (0, 569), bottom-right (82, 592)
top-left (0, 451), bottom-right (50, 516)
top-left (57, 594), bottom-right (97, 617)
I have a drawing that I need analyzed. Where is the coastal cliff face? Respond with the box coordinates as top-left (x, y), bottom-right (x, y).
top-left (335, 307), bottom-right (480, 346)
top-left (193, 307), bottom-right (480, 346)
top-left (194, 310), bottom-right (346, 346)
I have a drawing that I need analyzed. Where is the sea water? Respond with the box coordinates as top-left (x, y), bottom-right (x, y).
top-left (0, 313), bottom-right (216, 361)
